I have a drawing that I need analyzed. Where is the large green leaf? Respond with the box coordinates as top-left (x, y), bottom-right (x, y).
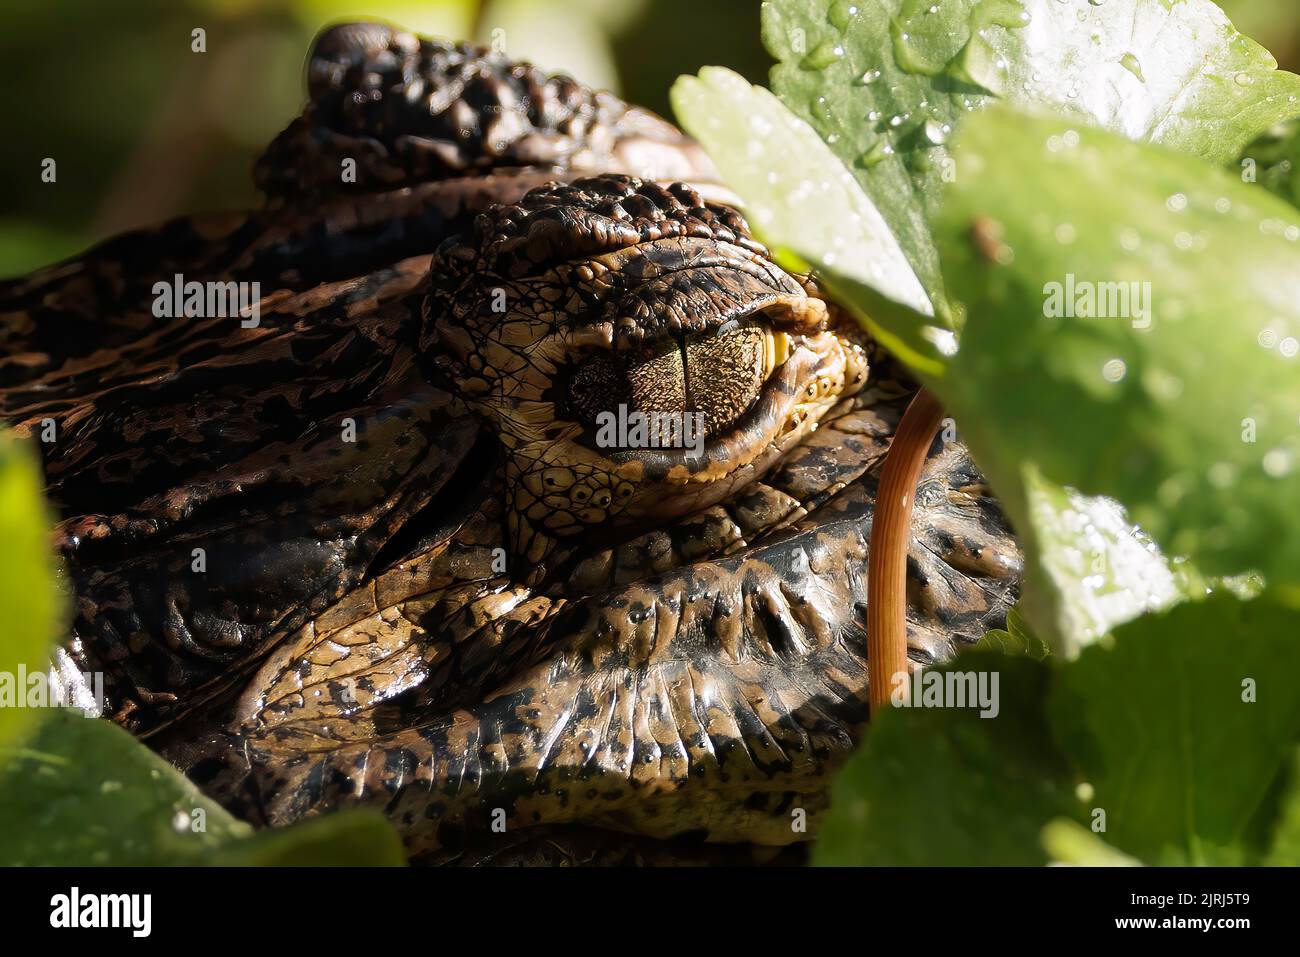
top-left (814, 652), bottom-right (1082, 865)
top-left (763, 0), bottom-right (1300, 304)
top-left (0, 434), bottom-right (60, 753)
top-left (0, 710), bottom-right (247, 865)
top-left (937, 107), bottom-right (1300, 588)
top-left (817, 596), bottom-right (1300, 865)
top-left (209, 812), bottom-right (407, 867)
top-left (1048, 594), bottom-right (1300, 864)
top-left (0, 709), bottom-right (405, 866)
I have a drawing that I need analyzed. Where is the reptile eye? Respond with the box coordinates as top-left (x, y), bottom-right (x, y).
top-left (565, 341), bottom-right (679, 424)
top-left (564, 323), bottom-right (791, 440)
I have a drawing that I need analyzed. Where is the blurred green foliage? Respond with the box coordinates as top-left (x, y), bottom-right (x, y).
top-left (0, 709), bottom-right (407, 866)
top-left (0, 435), bottom-right (60, 755)
top-left (0, 0), bottom-right (773, 277)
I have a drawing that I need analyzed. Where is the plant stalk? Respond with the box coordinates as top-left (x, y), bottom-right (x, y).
top-left (867, 388), bottom-right (944, 717)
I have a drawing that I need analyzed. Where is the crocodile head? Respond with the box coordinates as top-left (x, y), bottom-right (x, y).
top-left (198, 174), bottom-right (1022, 860)
top-left (425, 175), bottom-right (870, 565)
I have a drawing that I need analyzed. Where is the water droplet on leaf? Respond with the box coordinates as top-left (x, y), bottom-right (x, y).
top-left (858, 139), bottom-right (895, 168)
top-left (1119, 52), bottom-right (1145, 82)
top-left (828, 0), bottom-right (859, 30)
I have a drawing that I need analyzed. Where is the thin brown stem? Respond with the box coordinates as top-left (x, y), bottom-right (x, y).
top-left (867, 388), bottom-right (944, 717)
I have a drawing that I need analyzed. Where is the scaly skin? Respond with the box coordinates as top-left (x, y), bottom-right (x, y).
top-left (0, 22), bottom-right (1022, 861)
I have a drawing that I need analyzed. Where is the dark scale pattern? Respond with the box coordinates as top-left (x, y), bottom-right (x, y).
top-left (255, 22), bottom-right (711, 198)
top-left (567, 353), bottom-right (631, 423)
top-left (458, 177), bottom-right (760, 279)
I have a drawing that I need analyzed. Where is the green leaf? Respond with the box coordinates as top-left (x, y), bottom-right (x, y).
top-left (671, 67), bottom-right (947, 374)
top-left (937, 107), bottom-right (1300, 590)
top-left (813, 652), bottom-right (1081, 865)
top-left (0, 433), bottom-right (61, 753)
top-left (0, 709), bottom-right (250, 865)
top-left (763, 0), bottom-right (1300, 304)
top-left (210, 812), bottom-right (407, 867)
top-left (0, 709), bottom-right (405, 865)
top-left (1041, 817), bottom-right (1142, 866)
top-left (1237, 118), bottom-right (1300, 210)
top-left (818, 596), bottom-right (1300, 865)
top-left (763, 0), bottom-right (1013, 302)
top-left (1048, 594), bottom-right (1300, 864)
top-left (975, 606), bottom-right (1050, 660)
